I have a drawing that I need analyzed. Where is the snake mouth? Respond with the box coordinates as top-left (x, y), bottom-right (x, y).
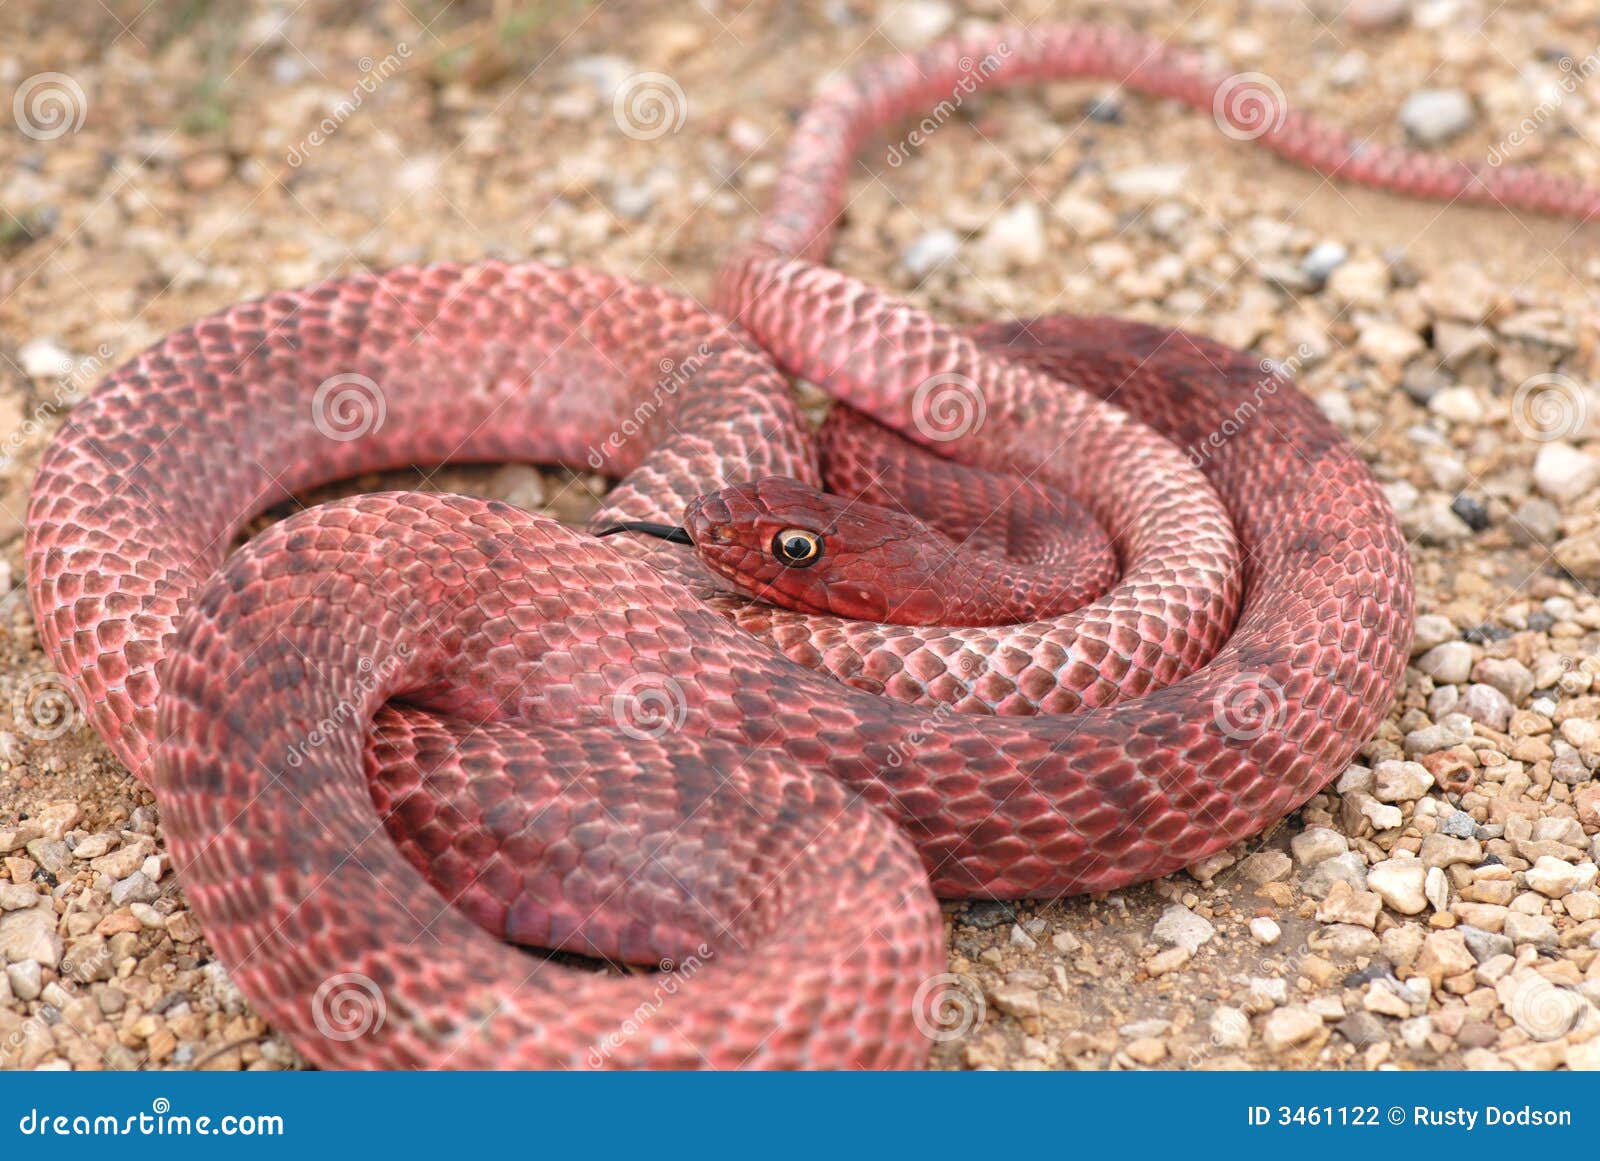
top-left (594, 521), bottom-right (694, 545)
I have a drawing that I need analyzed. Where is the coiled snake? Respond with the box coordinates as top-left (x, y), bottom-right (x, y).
top-left (36, 22), bottom-right (1579, 1067)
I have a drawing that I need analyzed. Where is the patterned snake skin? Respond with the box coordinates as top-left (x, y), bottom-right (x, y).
top-left (41, 19), bottom-right (1586, 1067)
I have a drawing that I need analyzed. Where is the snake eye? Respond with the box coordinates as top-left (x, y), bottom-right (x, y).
top-left (771, 528), bottom-right (823, 568)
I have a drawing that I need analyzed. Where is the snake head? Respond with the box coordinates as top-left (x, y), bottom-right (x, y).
top-left (681, 477), bottom-right (954, 623)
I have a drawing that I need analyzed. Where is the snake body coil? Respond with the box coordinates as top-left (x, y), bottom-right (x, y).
top-left (29, 24), bottom-right (1552, 1067)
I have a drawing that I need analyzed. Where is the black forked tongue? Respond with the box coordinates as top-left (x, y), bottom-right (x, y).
top-left (594, 521), bottom-right (694, 545)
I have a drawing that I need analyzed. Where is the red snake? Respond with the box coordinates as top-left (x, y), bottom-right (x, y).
top-left (31, 22), bottom-right (1586, 1068)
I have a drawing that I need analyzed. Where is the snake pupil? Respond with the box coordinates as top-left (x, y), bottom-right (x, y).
top-left (772, 528), bottom-right (823, 567)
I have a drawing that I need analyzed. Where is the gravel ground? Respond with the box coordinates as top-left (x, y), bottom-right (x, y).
top-left (3, 0), bottom-right (1600, 1071)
